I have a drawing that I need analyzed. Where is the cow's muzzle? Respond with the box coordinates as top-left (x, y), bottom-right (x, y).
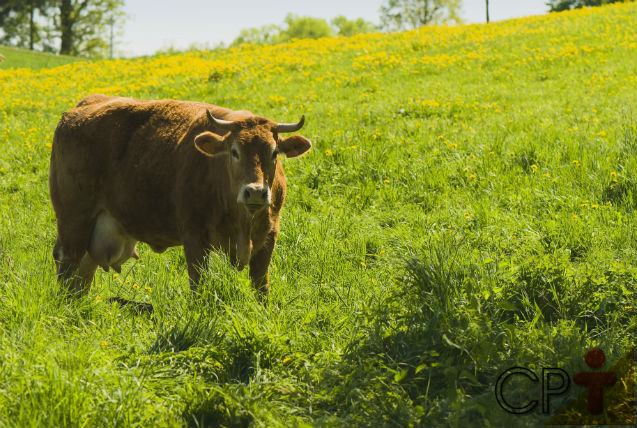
top-left (238, 183), bottom-right (271, 213)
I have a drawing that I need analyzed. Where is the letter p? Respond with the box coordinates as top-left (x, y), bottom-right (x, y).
top-left (542, 368), bottom-right (570, 414)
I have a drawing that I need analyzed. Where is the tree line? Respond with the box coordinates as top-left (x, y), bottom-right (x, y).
top-left (0, 0), bottom-right (123, 57)
top-left (546, 0), bottom-right (632, 12)
top-left (0, 0), bottom-right (633, 57)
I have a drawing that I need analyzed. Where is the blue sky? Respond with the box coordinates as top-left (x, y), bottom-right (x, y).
top-left (120, 0), bottom-right (549, 57)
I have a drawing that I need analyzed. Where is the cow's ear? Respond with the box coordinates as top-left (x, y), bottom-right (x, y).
top-left (278, 135), bottom-right (312, 158)
top-left (194, 131), bottom-right (228, 157)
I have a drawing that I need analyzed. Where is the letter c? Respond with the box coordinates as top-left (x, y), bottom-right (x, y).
top-left (495, 367), bottom-right (539, 414)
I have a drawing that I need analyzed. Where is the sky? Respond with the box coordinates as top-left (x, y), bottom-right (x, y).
top-left (120, 0), bottom-right (549, 57)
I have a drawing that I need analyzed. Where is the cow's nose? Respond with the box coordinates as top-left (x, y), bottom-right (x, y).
top-left (242, 184), bottom-right (270, 206)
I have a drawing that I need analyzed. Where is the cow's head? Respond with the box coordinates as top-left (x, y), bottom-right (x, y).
top-left (194, 110), bottom-right (311, 214)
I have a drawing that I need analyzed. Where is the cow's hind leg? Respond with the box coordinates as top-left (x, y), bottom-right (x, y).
top-left (52, 215), bottom-right (98, 295)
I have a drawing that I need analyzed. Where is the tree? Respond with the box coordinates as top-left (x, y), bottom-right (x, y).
top-left (379, 0), bottom-right (462, 31)
top-left (0, 0), bottom-right (50, 50)
top-left (231, 24), bottom-right (283, 47)
top-left (281, 14), bottom-right (333, 41)
top-left (546, 0), bottom-right (631, 12)
top-left (331, 15), bottom-right (377, 37)
top-left (0, 0), bottom-right (124, 56)
top-left (55, 0), bottom-right (124, 56)
top-left (231, 15), bottom-right (341, 47)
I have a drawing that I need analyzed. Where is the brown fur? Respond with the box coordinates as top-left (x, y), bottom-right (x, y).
top-left (49, 95), bottom-right (311, 295)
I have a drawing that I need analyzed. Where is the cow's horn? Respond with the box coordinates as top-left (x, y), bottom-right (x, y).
top-left (276, 115), bottom-right (305, 133)
top-left (206, 109), bottom-right (235, 130)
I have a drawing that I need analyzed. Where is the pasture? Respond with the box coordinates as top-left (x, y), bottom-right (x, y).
top-left (0, 3), bottom-right (635, 427)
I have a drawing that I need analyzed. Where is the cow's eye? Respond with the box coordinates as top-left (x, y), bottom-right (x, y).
top-left (231, 148), bottom-right (239, 159)
top-left (272, 150), bottom-right (279, 160)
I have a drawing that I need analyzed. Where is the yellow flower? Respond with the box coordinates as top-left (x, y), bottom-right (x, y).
top-left (282, 357), bottom-right (292, 365)
top-left (132, 283), bottom-right (139, 289)
top-left (571, 214), bottom-right (579, 220)
top-left (383, 179), bottom-right (390, 183)
top-left (144, 286), bottom-right (152, 293)
top-left (360, 261), bottom-right (366, 267)
top-left (101, 340), bottom-right (108, 347)
top-left (468, 174), bottom-right (477, 180)
top-left (530, 164), bottom-right (538, 170)
top-left (572, 160), bottom-right (581, 166)
top-left (599, 130), bottom-right (606, 137)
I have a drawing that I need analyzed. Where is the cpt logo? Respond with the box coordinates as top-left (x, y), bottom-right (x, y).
top-left (495, 348), bottom-right (617, 415)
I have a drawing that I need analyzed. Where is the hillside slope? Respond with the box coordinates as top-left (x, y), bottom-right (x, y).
top-left (0, 45), bottom-right (84, 70)
top-left (0, 3), bottom-right (635, 427)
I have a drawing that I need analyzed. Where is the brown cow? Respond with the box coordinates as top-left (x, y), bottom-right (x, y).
top-left (49, 94), bottom-right (311, 296)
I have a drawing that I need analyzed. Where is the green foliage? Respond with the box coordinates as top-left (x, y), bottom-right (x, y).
top-left (546, 0), bottom-right (632, 12)
top-left (231, 24), bottom-right (283, 47)
top-left (282, 14), bottom-right (333, 41)
top-left (380, 0), bottom-right (462, 30)
top-left (0, 0), bottom-right (125, 57)
top-left (56, 0), bottom-right (125, 57)
top-left (0, 0), bottom-right (52, 51)
top-left (232, 14), bottom-right (377, 47)
top-left (331, 15), bottom-right (378, 37)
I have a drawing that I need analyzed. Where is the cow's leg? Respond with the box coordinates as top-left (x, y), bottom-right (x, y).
top-left (52, 214), bottom-right (96, 294)
top-left (183, 235), bottom-right (209, 291)
top-left (75, 253), bottom-right (98, 294)
top-left (249, 231), bottom-right (277, 297)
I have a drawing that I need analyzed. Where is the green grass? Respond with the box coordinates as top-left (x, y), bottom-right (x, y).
top-left (0, 45), bottom-right (84, 70)
top-left (0, 4), bottom-right (636, 427)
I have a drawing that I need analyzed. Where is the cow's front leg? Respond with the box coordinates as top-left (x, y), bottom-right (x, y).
top-left (249, 230), bottom-right (277, 297)
top-left (183, 235), bottom-right (210, 291)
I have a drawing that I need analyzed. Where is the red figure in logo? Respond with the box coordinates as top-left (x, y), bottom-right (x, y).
top-left (573, 348), bottom-right (616, 414)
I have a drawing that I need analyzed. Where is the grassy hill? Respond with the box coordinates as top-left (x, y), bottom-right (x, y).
top-left (0, 3), bottom-right (635, 427)
top-left (0, 45), bottom-right (84, 70)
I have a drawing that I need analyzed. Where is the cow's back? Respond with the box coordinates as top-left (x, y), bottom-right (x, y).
top-left (50, 96), bottom-right (219, 245)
